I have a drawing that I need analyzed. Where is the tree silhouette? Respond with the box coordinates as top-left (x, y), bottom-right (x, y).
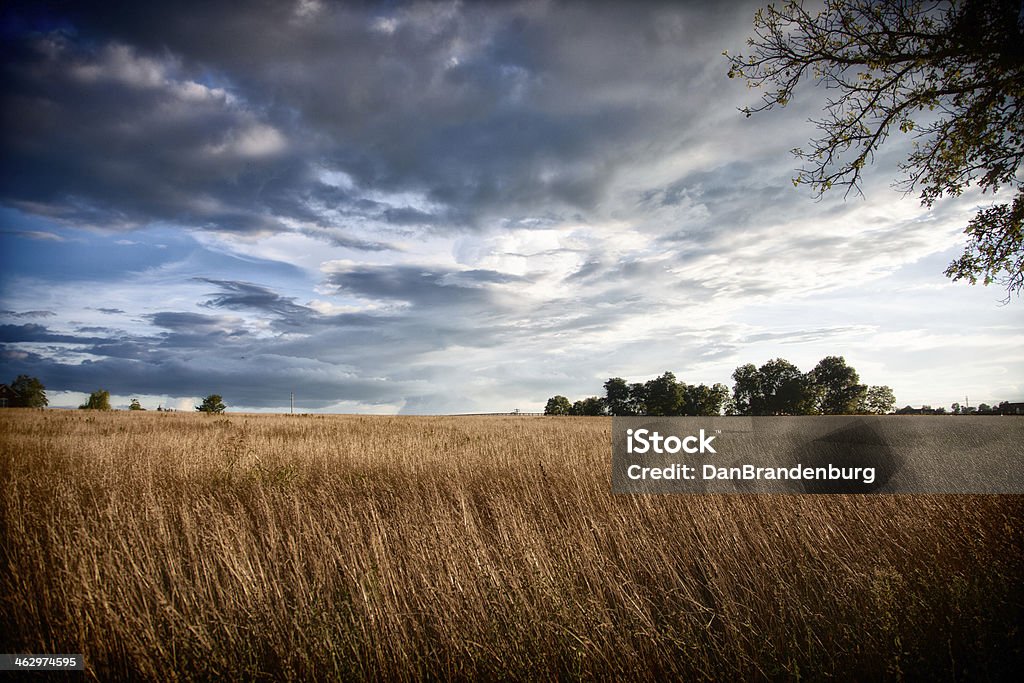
top-left (727, 0), bottom-right (1024, 296)
top-left (10, 375), bottom-right (47, 408)
top-left (544, 395), bottom-right (572, 416)
top-left (80, 390), bottom-right (111, 410)
top-left (861, 385), bottom-right (897, 414)
top-left (811, 356), bottom-right (866, 414)
top-left (196, 394), bottom-right (227, 414)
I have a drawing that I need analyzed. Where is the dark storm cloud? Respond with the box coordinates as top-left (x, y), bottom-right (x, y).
top-left (0, 262), bottom-right (535, 409)
top-left (0, 314), bottom-right (241, 364)
top-left (75, 326), bottom-right (119, 334)
top-left (1, 309), bottom-right (56, 318)
top-left (0, 323), bottom-right (107, 345)
top-left (382, 207), bottom-right (440, 226)
top-left (0, 0), bottom-right (752, 235)
top-left (147, 311), bottom-right (238, 333)
top-left (0, 304), bottom-right (399, 407)
top-left (141, 311), bottom-right (253, 351)
top-left (1, 41), bottom-right (300, 232)
top-left (3, 314), bottom-right (251, 356)
top-left (326, 265), bottom-right (524, 307)
top-left (196, 278), bottom-right (316, 321)
top-left (300, 227), bottom-right (399, 252)
top-left (0, 347), bottom-right (402, 408)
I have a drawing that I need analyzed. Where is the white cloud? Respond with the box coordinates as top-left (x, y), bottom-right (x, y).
top-left (71, 43), bottom-right (167, 88)
top-left (370, 16), bottom-right (399, 35)
top-left (206, 124), bottom-right (287, 159)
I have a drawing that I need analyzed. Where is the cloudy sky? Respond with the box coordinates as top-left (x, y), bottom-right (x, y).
top-left (1, 0), bottom-right (1020, 413)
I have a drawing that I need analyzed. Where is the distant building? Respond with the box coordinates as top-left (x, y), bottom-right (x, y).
top-left (0, 383), bottom-right (22, 408)
top-left (999, 402), bottom-right (1024, 415)
top-left (901, 402), bottom-right (1024, 416)
top-left (894, 405), bottom-right (947, 415)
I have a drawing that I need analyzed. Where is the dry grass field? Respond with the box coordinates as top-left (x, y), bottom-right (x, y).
top-left (1, 409), bottom-right (1022, 680)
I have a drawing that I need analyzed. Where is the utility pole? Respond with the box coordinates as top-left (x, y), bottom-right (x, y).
top-left (290, 391), bottom-right (294, 415)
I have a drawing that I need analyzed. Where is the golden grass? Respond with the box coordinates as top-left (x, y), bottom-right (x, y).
top-left (1, 409), bottom-right (1021, 680)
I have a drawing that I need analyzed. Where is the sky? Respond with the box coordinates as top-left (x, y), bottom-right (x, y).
top-left (0, 0), bottom-right (1021, 414)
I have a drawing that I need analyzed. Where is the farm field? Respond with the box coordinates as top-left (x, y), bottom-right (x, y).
top-left (1, 410), bottom-right (1022, 680)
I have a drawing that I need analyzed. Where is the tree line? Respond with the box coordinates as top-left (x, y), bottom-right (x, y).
top-left (77, 390), bottom-right (226, 413)
top-left (545, 356), bottom-right (897, 417)
top-left (0, 375), bottom-right (226, 413)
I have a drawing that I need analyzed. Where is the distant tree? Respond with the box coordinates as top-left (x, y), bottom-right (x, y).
top-left (811, 356), bottom-right (866, 414)
top-left (723, 393), bottom-right (739, 416)
top-left (582, 396), bottom-right (606, 416)
top-left (10, 374), bottom-right (47, 408)
top-left (128, 398), bottom-right (144, 411)
top-left (951, 402), bottom-right (962, 415)
top-left (727, 0), bottom-right (1024, 297)
top-left (759, 358), bottom-right (816, 415)
top-left (731, 359), bottom-right (817, 415)
top-left (680, 383), bottom-right (731, 416)
top-left (711, 382), bottom-right (732, 414)
top-left (570, 396), bottom-right (606, 416)
top-left (544, 395), bottom-right (572, 416)
top-left (730, 363), bottom-right (760, 416)
top-left (604, 378), bottom-right (639, 416)
top-left (644, 372), bottom-right (684, 416)
top-left (627, 382), bottom-right (648, 416)
top-left (196, 394), bottom-right (226, 414)
top-left (860, 385), bottom-right (896, 414)
top-left (773, 374), bottom-right (818, 416)
top-left (978, 402), bottom-right (993, 413)
top-left (79, 390), bottom-right (111, 410)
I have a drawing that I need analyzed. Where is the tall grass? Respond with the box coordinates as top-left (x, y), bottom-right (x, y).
top-left (1, 410), bottom-right (1021, 680)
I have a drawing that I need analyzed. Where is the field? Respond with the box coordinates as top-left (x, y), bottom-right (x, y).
top-left (1, 410), bottom-right (1022, 680)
